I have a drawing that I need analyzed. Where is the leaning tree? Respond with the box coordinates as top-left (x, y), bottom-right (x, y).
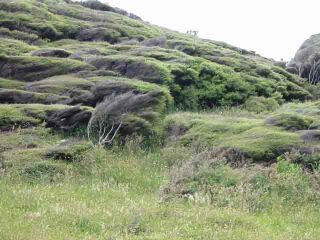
top-left (87, 91), bottom-right (160, 146)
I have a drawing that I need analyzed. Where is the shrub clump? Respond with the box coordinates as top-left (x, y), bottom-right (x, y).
top-left (86, 55), bottom-right (172, 85)
top-left (265, 113), bottom-right (314, 130)
top-left (281, 150), bottom-right (320, 171)
top-left (21, 162), bottom-right (65, 182)
top-left (31, 48), bottom-right (72, 58)
top-left (0, 55), bottom-right (95, 82)
top-left (87, 91), bottom-right (166, 145)
top-left (160, 147), bottom-right (316, 211)
top-left (244, 96), bottom-right (279, 113)
top-left (159, 148), bottom-right (242, 201)
top-left (0, 104), bottom-right (41, 130)
top-left (46, 140), bottom-right (92, 162)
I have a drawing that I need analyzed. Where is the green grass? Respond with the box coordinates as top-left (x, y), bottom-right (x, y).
top-left (0, 180), bottom-right (319, 239)
top-left (0, 135), bottom-right (319, 239)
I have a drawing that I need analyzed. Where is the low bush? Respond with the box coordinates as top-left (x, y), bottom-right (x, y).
top-left (0, 27), bottom-right (43, 44)
top-left (0, 104), bottom-right (79, 130)
top-left (244, 96), bottom-right (279, 113)
top-left (46, 140), bottom-right (91, 162)
top-left (0, 104), bottom-right (41, 130)
top-left (0, 38), bottom-right (38, 56)
top-left (256, 66), bottom-right (272, 77)
top-left (265, 113), bottom-right (314, 130)
top-left (272, 157), bottom-right (314, 205)
top-left (282, 151), bottom-right (320, 171)
top-left (160, 147), bottom-right (317, 211)
top-left (0, 78), bottom-right (24, 89)
top-left (86, 55), bottom-right (172, 85)
top-left (0, 56), bottom-right (94, 82)
top-left (165, 112), bottom-right (302, 161)
top-left (21, 162), bottom-right (65, 182)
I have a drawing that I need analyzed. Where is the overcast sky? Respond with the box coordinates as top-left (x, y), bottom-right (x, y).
top-left (106, 0), bottom-right (320, 61)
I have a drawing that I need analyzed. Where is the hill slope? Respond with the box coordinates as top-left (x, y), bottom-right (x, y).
top-left (1, 1), bottom-right (320, 239)
top-left (0, 0), bottom-right (312, 112)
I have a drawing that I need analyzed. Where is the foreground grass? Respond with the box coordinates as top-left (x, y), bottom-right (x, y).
top-left (1, 181), bottom-right (319, 240)
top-left (0, 142), bottom-right (320, 240)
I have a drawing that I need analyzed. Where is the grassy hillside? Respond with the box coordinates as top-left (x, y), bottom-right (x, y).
top-left (0, 0), bottom-right (312, 109)
top-left (1, 105), bottom-right (320, 239)
top-left (0, 0), bottom-right (320, 239)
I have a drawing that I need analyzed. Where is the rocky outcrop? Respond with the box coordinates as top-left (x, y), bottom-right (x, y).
top-left (287, 34), bottom-right (320, 84)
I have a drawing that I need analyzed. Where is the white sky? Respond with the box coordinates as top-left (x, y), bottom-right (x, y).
top-left (106, 0), bottom-right (320, 61)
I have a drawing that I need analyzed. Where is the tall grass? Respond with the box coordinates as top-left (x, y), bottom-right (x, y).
top-left (0, 135), bottom-right (320, 239)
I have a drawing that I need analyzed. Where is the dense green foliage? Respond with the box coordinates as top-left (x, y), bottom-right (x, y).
top-left (0, 0), bottom-right (314, 109)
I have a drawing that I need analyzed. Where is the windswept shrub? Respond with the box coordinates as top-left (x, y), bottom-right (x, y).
top-left (0, 56), bottom-right (94, 82)
top-left (244, 96), bottom-right (279, 113)
top-left (78, 0), bottom-right (113, 12)
top-left (255, 66), bottom-right (272, 77)
top-left (265, 113), bottom-right (313, 130)
top-left (87, 91), bottom-right (164, 145)
top-left (46, 105), bottom-right (92, 131)
top-left (86, 56), bottom-right (172, 85)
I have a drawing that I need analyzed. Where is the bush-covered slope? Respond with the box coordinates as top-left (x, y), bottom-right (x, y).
top-left (0, 0), bottom-right (318, 160)
top-left (1, 1), bottom-right (320, 239)
top-left (0, 0), bottom-right (313, 111)
top-left (165, 100), bottom-right (320, 163)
